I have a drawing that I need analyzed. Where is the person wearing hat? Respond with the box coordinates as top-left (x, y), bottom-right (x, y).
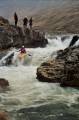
top-left (20, 45), bottom-right (26, 54)
top-left (18, 46), bottom-right (26, 60)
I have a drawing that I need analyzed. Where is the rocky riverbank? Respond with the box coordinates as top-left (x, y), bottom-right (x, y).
top-left (37, 40), bottom-right (79, 87)
top-left (0, 16), bottom-right (48, 50)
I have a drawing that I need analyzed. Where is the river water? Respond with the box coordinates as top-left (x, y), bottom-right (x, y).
top-left (0, 35), bottom-right (79, 120)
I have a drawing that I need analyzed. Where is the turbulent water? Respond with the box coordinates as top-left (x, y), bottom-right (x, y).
top-left (0, 35), bottom-right (79, 120)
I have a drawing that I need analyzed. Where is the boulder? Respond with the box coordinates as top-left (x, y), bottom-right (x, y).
top-left (61, 35), bottom-right (70, 41)
top-left (0, 17), bottom-right (48, 49)
top-left (23, 28), bottom-right (48, 48)
top-left (37, 59), bottom-right (64, 83)
top-left (3, 52), bottom-right (14, 66)
top-left (57, 46), bottom-right (79, 87)
top-left (69, 35), bottom-right (79, 47)
top-left (0, 78), bottom-right (9, 88)
top-left (37, 45), bottom-right (79, 87)
top-left (60, 57), bottom-right (79, 87)
top-left (0, 112), bottom-right (9, 120)
top-left (0, 16), bottom-right (9, 26)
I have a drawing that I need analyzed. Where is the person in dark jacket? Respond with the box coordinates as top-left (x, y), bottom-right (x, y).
top-left (29, 17), bottom-right (33, 29)
top-left (14, 12), bottom-right (18, 27)
top-left (20, 46), bottom-right (26, 54)
top-left (23, 17), bottom-right (28, 27)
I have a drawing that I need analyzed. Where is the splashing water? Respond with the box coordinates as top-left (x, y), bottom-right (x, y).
top-left (0, 35), bottom-right (79, 113)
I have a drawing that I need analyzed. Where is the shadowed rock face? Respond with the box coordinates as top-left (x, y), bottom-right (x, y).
top-left (69, 35), bottom-right (79, 47)
top-left (37, 46), bottom-right (79, 87)
top-left (0, 17), bottom-right (48, 49)
top-left (58, 46), bottom-right (79, 87)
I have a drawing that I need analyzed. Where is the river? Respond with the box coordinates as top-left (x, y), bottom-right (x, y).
top-left (0, 35), bottom-right (79, 120)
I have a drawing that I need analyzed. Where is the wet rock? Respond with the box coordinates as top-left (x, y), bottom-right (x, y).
top-left (57, 50), bottom-right (64, 58)
top-left (23, 29), bottom-right (48, 48)
top-left (0, 51), bottom-right (14, 66)
top-left (57, 46), bottom-right (79, 87)
top-left (4, 52), bottom-right (14, 66)
top-left (37, 45), bottom-right (79, 87)
top-left (0, 78), bottom-right (9, 88)
top-left (37, 59), bottom-right (64, 83)
top-left (0, 17), bottom-right (48, 49)
top-left (61, 35), bottom-right (70, 41)
top-left (69, 35), bottom-right (79, 47)
top-left (0, 112), bottom-right (9, 120)
top-left (57, 46), bottom-right (79, 61)
top-left (60, 60), bottom-right (79, 87)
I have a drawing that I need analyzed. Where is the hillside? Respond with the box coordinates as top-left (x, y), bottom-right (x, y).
top-left (1, 0), bottom-right (79, 34)
top-left (34, 4), bottom-right (79, 34)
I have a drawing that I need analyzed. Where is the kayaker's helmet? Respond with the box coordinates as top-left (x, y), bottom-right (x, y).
top-left (22, 45), bottom-right (24, 48)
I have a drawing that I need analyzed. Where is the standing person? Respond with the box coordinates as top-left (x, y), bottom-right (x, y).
top-left (23, 17), bottom-right (28, 28)
top-left (29, 17), bottom-right (33, 29)
top-left (14, 12), bottom-right (18, 27)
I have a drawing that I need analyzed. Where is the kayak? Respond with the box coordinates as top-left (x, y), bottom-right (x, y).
top-left (12, 51), bottom-right (32, 66)
top-left (18, 53), bottom-right (27, 60)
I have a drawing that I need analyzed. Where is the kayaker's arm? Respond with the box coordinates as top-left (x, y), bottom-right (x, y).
top-left (28, 54), bottom-right (32, 56)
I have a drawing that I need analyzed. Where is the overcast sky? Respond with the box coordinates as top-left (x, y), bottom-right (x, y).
top-left (0, 0), bottom-right (79, 18)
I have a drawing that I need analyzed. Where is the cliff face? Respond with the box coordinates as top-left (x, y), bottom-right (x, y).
top-left (0, 17), bottom-right (48, 50)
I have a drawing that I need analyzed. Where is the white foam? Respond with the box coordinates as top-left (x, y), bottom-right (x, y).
top-left (0, 35), bottom-right (78, 111)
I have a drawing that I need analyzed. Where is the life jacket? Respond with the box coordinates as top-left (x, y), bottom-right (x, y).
top-left (20, 48), bottom-right (26, 54)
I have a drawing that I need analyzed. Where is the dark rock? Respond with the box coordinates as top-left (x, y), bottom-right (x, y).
top-left (69, 35), bottom-right (79, 47)
top-left (0, 112), bottom-right (10, 120)
top-left (57, 46), bottom-right (79, 61)
top-left (37, 59), bottom-right (64, 83)
top-left (4, 52), bottom-right (14, 66)
top-left (37, 45), bottom-right (79, 87)
top-left (57, 50), bottom-right (64, 58)
top-left (0, 52), bottom-right (14, 66)
top-left (61, 35), bottom-right (70, 41)
top-left (0, 50), bottom-right (8, 60)
top-left (61, 60), bottom-right (79, 87)
top-left (0, 78), bottom-right (9, 88)
top-left (0, 17), bottom-right (48, 49)
top-left (0, 16), bottom-right (9, 26)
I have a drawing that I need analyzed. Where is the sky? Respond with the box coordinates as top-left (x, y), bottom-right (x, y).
top-left (0, 0), bottom-right (53, 18)
top-left (0, 0), bottom-right (79, 19)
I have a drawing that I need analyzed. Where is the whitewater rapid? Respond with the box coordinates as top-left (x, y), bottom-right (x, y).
top-left (0, 35), bottom-right (79, 112)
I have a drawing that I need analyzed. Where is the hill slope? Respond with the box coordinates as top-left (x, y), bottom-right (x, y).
top-left (34, 5), bottom-right (79, 34)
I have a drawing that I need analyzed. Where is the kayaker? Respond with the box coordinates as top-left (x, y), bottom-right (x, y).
top-left (20, 46), bottom-right (26, 54)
